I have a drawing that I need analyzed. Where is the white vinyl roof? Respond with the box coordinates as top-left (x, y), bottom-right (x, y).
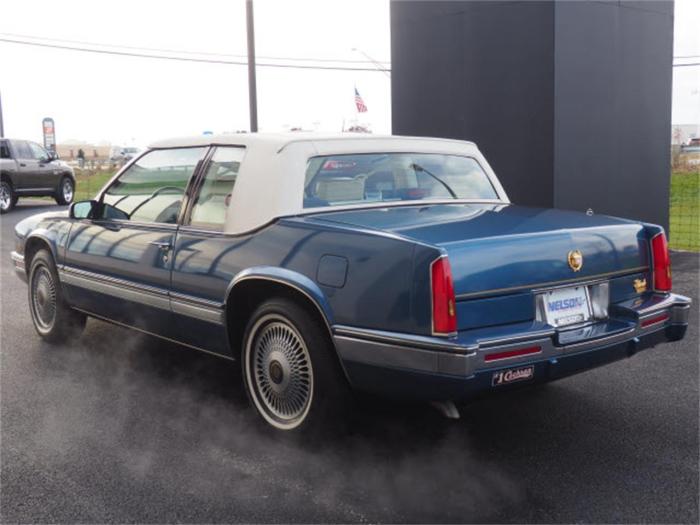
top-left (147, 133), bottom-right (508, 234)
top-left (148, 132), bottom-right (477, 151)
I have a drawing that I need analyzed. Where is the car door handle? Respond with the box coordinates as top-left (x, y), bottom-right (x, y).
top-left (19, 163), bottom-right (26, 167)
top-left (149, 241), bottom-right (171, 250)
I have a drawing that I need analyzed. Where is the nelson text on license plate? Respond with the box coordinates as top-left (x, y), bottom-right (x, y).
top-left (544, 286), bottom-right (591, 327)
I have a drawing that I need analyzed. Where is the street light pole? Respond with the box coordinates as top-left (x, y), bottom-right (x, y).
top-left (246, 0), bottom-right (258, 132)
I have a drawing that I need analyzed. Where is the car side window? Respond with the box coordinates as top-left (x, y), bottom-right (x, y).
top-left (188, 146), bottom-right (245, 230)
top-left (0, 140), bottom-right (10, 159)
top-left (15, 141), bottom-right (34, 160)
top-left (28, 142), bottom-right (49, 162)
top-left (101, 147), bottom-right (206, 224)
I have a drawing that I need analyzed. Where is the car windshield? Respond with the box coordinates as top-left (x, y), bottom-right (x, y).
top-left (303, 153), bottom-right (498, 208)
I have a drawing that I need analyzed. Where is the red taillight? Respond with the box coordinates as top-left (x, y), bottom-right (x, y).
top-left (651, 232), bottom-right (672, 292)
top-left (431, 256), bottom-right (457, 335)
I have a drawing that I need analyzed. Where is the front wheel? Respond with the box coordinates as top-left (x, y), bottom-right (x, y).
top-left (55, 177), bottom-right (75, 206)
top-left (242, 298), bottom-right (351, 432)
top-left (0, 179), bottom-right (16, 214)
top-left (28, 249), bottom-right (86, 343)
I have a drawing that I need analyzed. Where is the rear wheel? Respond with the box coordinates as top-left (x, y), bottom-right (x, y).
top-left (28, 249), bottom-right (86, 343)
top-left (0, 179), bottom-right (16, 213)
top-left (242, 298), bottom-right (351, 432)
top-left (55, 177), bottom-right (74, 206)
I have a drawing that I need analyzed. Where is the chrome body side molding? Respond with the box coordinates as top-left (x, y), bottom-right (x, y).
top-left (60, 266), bottom-right (225, 325)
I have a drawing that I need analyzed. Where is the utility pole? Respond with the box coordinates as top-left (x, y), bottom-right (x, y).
top-left (0, 90), bottom-right (5, 138)
top-left (246, 0), bottom-right (258, 132)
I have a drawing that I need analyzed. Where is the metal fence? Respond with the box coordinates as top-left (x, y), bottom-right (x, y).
top-left (669, 169), bottom-right (699, 252)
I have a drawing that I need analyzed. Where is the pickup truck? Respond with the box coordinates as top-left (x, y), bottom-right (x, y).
top-left (0, 138), bottom-right (76, 213)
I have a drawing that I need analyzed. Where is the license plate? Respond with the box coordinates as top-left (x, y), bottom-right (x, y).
top-left (492, 365), bottom-right (535, 386)
top-left (543, 286), bottom-right (592, 327)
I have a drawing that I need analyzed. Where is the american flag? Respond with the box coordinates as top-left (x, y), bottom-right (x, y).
top-left (354, 87), bottom-right (368, 113)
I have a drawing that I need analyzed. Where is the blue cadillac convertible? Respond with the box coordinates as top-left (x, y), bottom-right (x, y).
top-left (10, 134), bottom-right (691, 431)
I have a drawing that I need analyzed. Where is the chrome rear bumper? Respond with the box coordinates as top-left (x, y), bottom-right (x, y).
top-left (333, 292), bottom-right (691, 397)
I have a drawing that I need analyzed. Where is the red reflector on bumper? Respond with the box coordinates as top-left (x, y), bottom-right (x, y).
top-left (641, 313), bottom-right (669, 327)
top-left (484, 345), bottom-right (542, 362)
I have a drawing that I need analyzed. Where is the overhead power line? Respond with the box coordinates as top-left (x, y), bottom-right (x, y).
top-left (673, 62), bottom-right (700, 67)
top-left (0, 32), bottom-right (390, 66)
top-left (0, 37), bottom-right (391, 72)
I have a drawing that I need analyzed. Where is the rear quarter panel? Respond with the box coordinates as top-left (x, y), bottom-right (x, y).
top-left (171, 218), bottom-right (421, 335)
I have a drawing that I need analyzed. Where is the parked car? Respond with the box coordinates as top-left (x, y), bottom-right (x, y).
top-left (10, 134), bottom-right (691, 432)
top-left (110, 146), bottom-right (142, 164)
top-left (0, 138), bottom-right (76, 213)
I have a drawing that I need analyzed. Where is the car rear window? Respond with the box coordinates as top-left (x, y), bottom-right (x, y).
top-left (303, 153), bottom-right (498, 208)
top-left (0, 140), bottom-right (10, 159)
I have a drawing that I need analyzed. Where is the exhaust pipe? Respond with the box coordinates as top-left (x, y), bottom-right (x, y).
top-left (430, 400), bottom-right (460, 420)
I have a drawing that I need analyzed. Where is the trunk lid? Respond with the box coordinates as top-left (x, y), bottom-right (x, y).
top-left (307, 203), bottom-right (648, 298)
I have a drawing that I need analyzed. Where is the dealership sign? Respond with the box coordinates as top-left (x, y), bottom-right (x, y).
top-left (42, 118), bottom-right (56, 152)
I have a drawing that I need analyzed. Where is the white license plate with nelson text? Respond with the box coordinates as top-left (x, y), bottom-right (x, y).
top-left (543, 286), bottom-right (592, 327)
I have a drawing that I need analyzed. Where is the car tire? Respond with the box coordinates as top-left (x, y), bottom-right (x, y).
top-left (55, 176), bottom-right (75, 206)
top-left (28, 249), bottom-right (86, 343)
top-left (241, 297), bottom-right (351, 433)
top-left (0, 179), bottom-right (16, 214)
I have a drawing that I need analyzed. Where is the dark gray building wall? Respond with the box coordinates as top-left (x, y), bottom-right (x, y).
top-left (553, 1), bottom-right (674, 228)
top-left (391, 0), bottom-right (674, 230)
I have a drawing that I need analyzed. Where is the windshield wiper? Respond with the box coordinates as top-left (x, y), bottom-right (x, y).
top-left (410, 163), bottom-right (458, 199)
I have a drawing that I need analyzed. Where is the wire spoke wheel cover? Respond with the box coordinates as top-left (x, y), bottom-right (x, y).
top-left (245, 314), bottom-right (314, 429)
top-left (30, 265), bottom-right (57, 331)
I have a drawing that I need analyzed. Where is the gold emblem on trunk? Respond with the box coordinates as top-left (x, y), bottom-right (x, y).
top-left (567, 250), bottom-right (583, 272)
top-left (633, 278), bottom-right (647, 293)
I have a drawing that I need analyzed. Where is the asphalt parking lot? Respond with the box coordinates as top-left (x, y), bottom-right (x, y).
top-left (1, 201), bottom-right (698, 524)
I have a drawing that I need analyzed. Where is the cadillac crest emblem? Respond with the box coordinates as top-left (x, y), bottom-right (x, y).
top-left (568, 250), bottom-right (583, 272)
top-left (633, 278), bottom-right (647, 293)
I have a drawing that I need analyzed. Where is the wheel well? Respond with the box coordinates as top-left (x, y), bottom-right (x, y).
top-left (225, 279), bottom-right (334, 358)
top-left (24, 237), bottom-right (54, 273)
top-left (0, 172), bottom-right (12, 187)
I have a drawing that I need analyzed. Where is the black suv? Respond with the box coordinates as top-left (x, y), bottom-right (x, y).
top-left (0, 138), bottom-right (76, 213)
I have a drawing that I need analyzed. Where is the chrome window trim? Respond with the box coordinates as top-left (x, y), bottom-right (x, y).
top-left (300, 198), bottom-right (506, 215)
top-left (86, 219), bottom-right (180, 231)
top-left (302, 152), bottom-right (502, 208)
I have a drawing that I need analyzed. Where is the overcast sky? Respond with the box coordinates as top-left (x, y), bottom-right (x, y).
top-left (1, 0), bottom-right (698, 147)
